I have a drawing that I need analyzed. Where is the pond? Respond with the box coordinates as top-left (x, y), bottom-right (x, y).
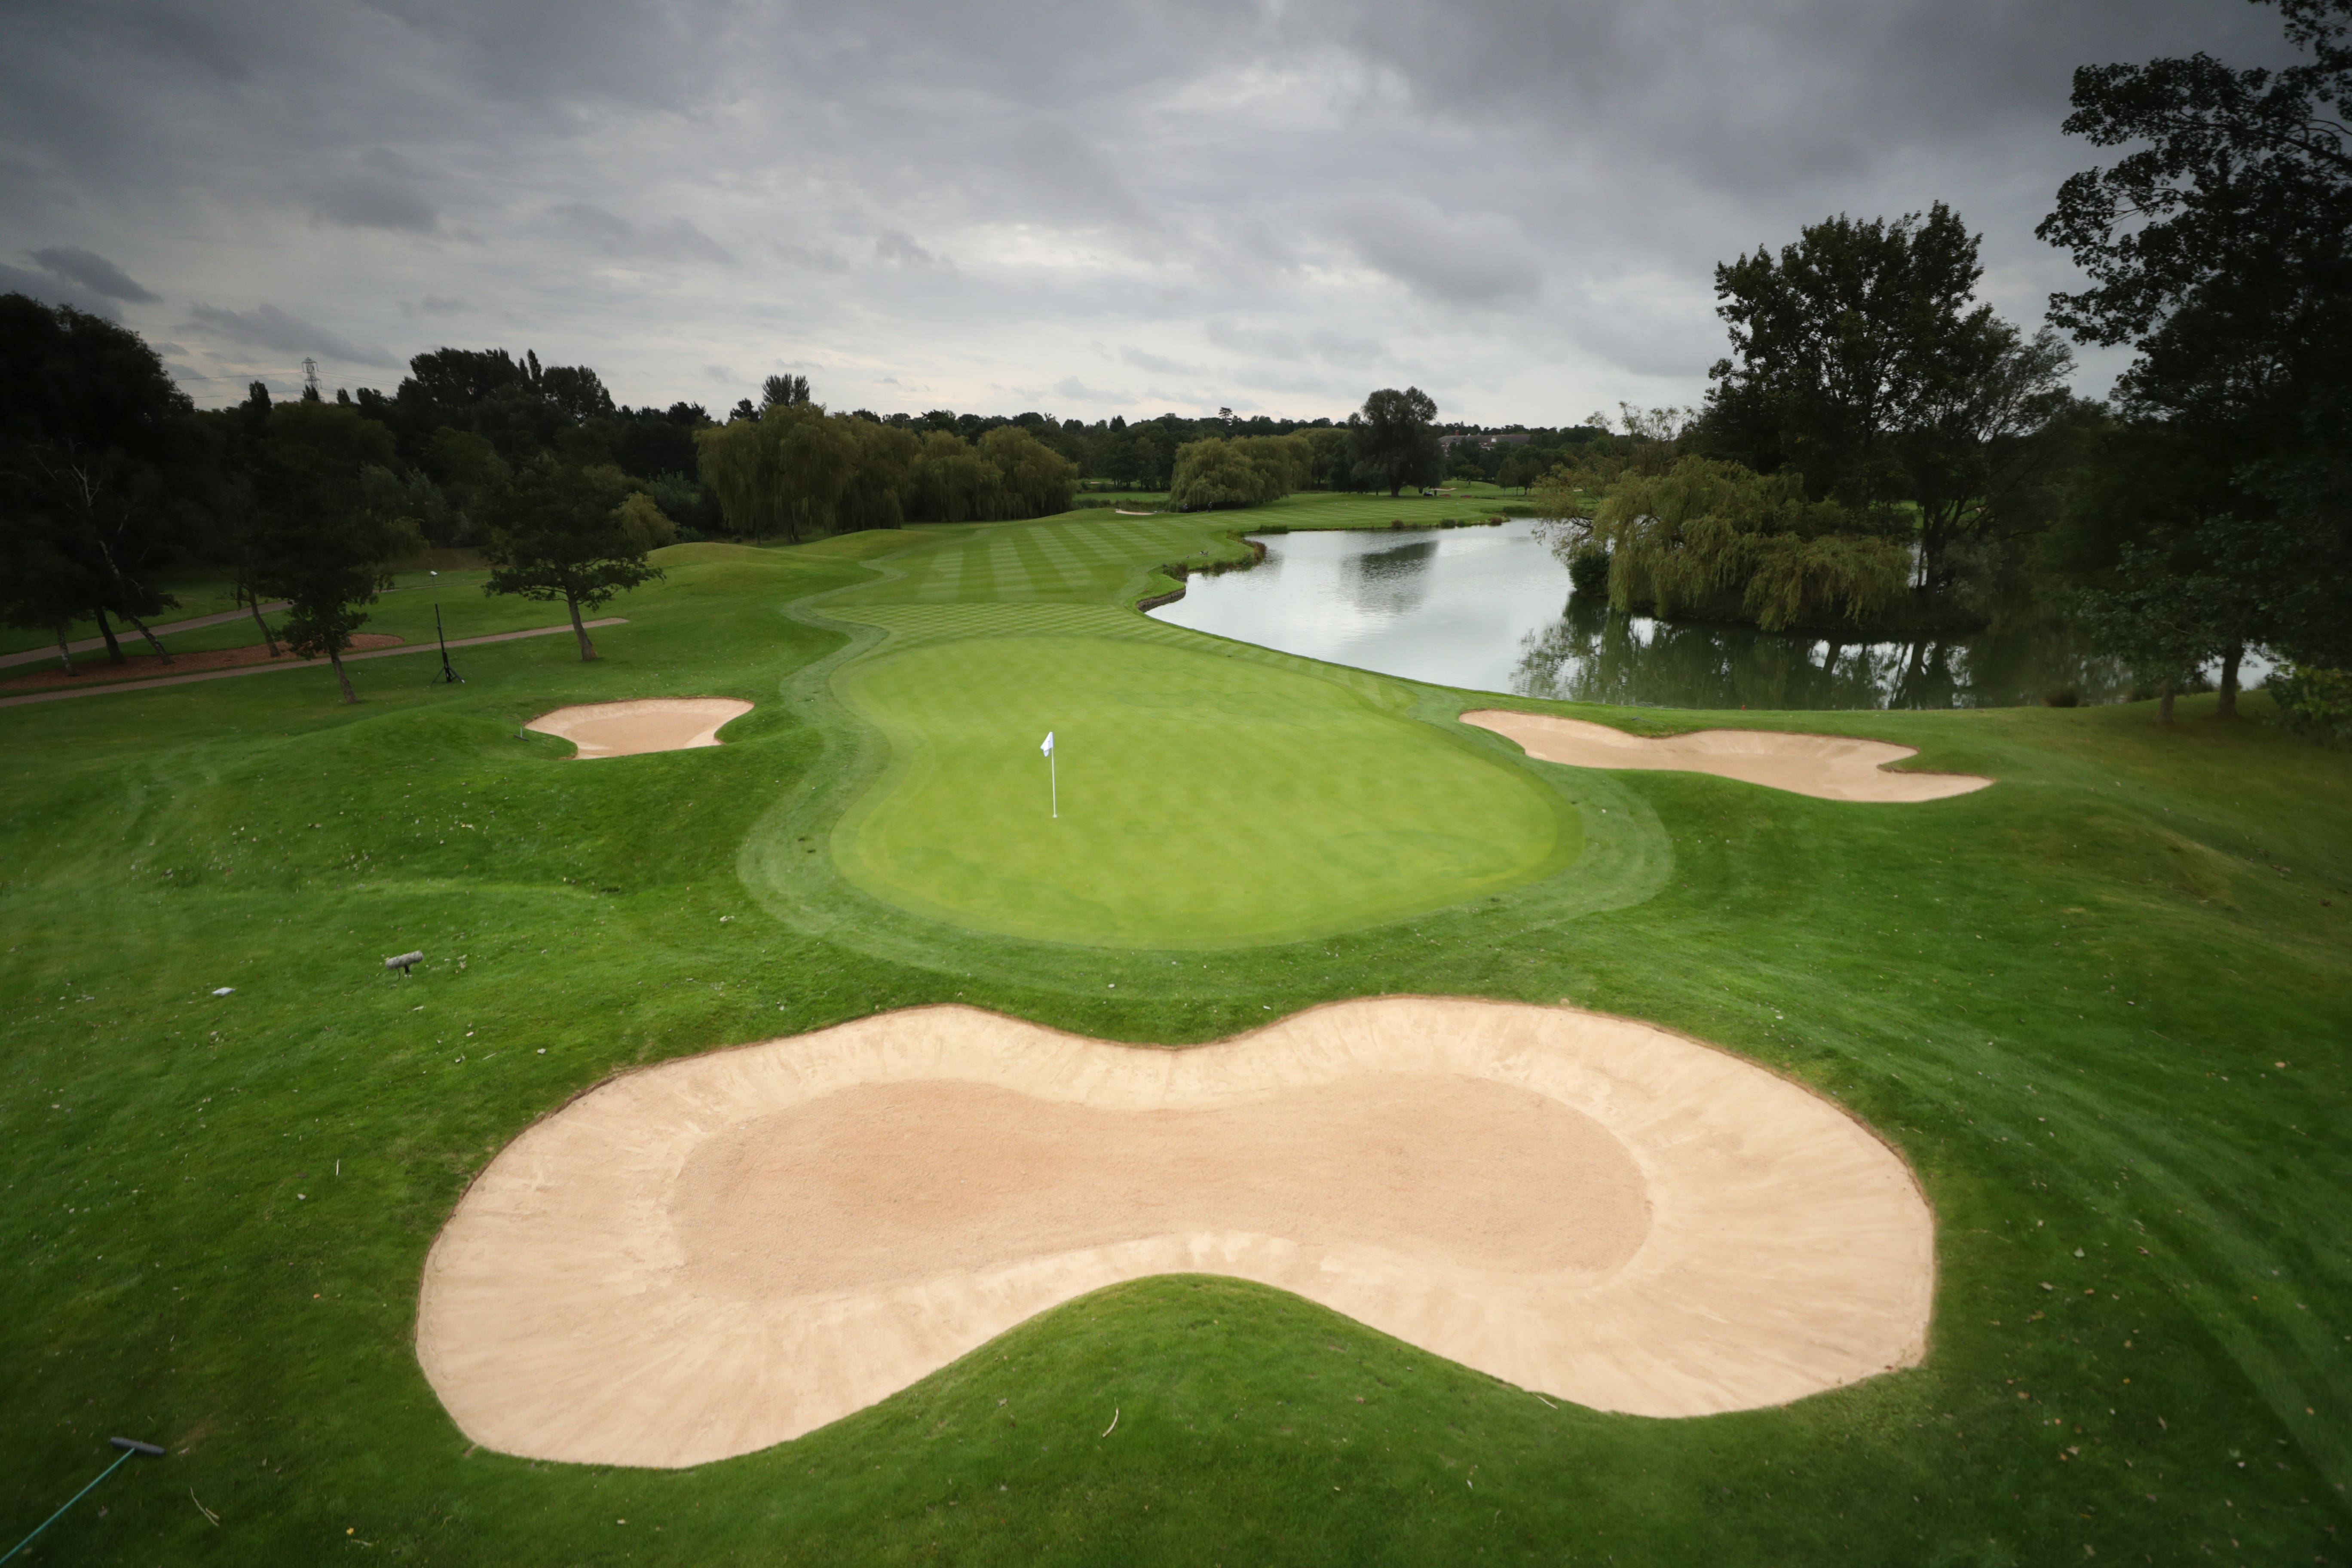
top-left (1146, 518), bottom-right (2150, 710)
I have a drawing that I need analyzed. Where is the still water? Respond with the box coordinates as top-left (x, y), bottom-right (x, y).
top-left (1147, 519), bottom-right (2136, 710)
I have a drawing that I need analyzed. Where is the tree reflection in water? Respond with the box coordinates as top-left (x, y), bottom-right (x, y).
top-left (1514, 597), bottom-right (2132, 710)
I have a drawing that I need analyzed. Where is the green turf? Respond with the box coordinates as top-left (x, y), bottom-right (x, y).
top-left (1, 499), bottom-right (2349, 1564)
top-left (829, 635), bottom-right (1574, 946)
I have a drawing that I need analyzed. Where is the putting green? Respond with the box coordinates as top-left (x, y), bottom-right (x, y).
top-left (827, 635), bottom-right (1579, 947)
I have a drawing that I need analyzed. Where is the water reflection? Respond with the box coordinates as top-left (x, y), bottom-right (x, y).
top-left (1515, 599), bottom-right (2133, 710)
top-left (1148, 519), bottom-right (2138, 710)
top-left (1344, 539), bottom-right (1439, 616)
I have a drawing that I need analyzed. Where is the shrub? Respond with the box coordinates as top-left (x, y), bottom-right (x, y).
top-left (2267, 665), bottom-right (2352, 747)
top-left (1567, 546), bottom-right (1612, 598)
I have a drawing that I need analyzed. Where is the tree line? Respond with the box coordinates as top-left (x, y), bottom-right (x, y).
top-left (0, 311), bottom-right (676, 699)
top-left (1534, 0), bottom-right (2349, 727)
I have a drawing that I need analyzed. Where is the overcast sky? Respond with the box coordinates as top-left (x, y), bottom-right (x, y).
top-left (0, 0), bottom-right (2291, 424)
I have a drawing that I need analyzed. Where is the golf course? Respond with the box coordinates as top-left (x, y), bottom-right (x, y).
top-left (3, 496), bottom-right (2349, 1564)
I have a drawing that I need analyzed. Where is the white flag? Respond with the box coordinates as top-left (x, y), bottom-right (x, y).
top-left (1040, 730), bottom-right (1054, 757)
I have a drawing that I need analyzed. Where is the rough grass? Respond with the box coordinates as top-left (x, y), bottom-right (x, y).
top-left (0, 503), bottom-right (2348, 1564)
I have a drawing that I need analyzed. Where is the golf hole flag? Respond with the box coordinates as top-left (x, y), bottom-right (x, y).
top-left (1041, 731), bottom-right (1057, 818)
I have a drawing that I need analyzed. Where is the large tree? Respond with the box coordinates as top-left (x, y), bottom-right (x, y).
top-left (481, 460), bottom-right (664, 660)
top-left (2038, 0), bottom-right (2352, 686)
top-left (249, 402), bottom-right (420, 703)
top-left (0, 293), bottom-right (199, 663)
top-left (1351, 387), bottom-right (1441, 496)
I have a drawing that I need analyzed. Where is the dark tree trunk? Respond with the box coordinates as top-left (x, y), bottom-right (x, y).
top-left (245, 588), bottom-right (281, 658)
top-left (328, 645), bottom-right (355, 704)
top-left (2158, 683), bottom-right (2177, 724)
top-left (568, 591), bottom-right (597, 660)
top-left (53, 623), bottom-right (77, 676)
top-left (92, 605), bottom-right (126, 664)
top-left (2216, 642), bottom-right (2242, 718)
top-left (121, 607), bottom-right (171, 663)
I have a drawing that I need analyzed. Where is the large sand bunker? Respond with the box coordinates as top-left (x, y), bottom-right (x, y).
top-left (525, 697), bottom-right (752, 759)
top-left (418, 998), bottom-right (1934, 1468)
top-left (1462, 710), bottom-right (1991, 802)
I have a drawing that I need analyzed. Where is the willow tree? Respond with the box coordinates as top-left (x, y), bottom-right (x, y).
top-left (1567, 455), bottom-right (1910, 631)
top-left (694, 401), bottom-right (853, 542)
top-left (1167, 434), bottom-right (1310, 510)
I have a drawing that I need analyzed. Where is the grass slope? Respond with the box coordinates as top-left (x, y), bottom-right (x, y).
top-left (0, 501), bottom-right (2348, 1565)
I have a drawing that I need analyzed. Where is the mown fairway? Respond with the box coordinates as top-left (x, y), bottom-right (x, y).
top-left (1, 499), bottom-right (2349, 1564)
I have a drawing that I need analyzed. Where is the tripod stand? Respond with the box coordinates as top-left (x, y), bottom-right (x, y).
top-left (428, 569), bottom-right (462, 684)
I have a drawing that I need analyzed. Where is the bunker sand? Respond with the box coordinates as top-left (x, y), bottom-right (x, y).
top-left (1463, 710), bottom-right (1992, 802)
top-left (418, 998), bottom-right (1935, 1468)
top-left (525, 697), bottom-right (753, 759)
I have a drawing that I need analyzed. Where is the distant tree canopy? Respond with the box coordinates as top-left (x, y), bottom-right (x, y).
top-left (696, 405), bottom-right (1078, 539)
top-left (1167, 435), bottom-right (1312, 510)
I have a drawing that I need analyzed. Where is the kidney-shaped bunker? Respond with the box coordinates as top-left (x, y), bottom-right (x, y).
top-left (417, 997), bottom-right (1935, 1467)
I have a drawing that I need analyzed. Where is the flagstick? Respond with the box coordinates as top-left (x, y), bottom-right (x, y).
top-left (1050, 749), bottom-right (1058, 819)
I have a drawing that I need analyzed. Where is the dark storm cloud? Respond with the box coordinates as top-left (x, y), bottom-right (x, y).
top-left (30, 244), bottom-right (157, 301)
top-left (185, 302), bottom-right (400, 368)
top-left (0, 261), bottom-right (121, 319)
top-left (0, 0), bottom-right (2301, 415)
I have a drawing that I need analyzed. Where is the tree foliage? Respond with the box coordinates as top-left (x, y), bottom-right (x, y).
top-left (1566, 456), bottom-right (1911, 632)
top-left (2039, 0), bottom-right (2352, 686)
top-left (1703, 203), bottom-right (2081, 607)
top-left (1350, 388), bottom-right (1441, 497)
top-left (480, 460), bottom-right (663, 661)
top-left (248, 401), bottom-right (422, 701)
top-left (1167, 435), bottom-right (1312, 510)
top-left (0, 294), bottom-right (199, 662)
top-left (699, 408), bottom-right (1075, 536)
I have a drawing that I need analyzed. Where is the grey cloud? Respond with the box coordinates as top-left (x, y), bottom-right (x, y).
top-left (1120, 346), bottom-right (1200, 376)
top-left (1338, 200), bottom-right (1542, 306)
top-left (873, 231), bottom-right (947, 269)
top-left (0, 0), bottom-right (2300, 416)
top-left (399, 295), bottom-right (472, 317)
top-left (30, 245), bottom-right (156, 301)
top-left (185, 302), bottom-right (400, 368)
top-left (550, 203), bottom-right (731, 264)
top-left (1053, 376), bottom-right (1133, 405)
top-left (314, 153), bottom-right (439, 233)
top-left (0, 261), bottom-right (121, 318)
